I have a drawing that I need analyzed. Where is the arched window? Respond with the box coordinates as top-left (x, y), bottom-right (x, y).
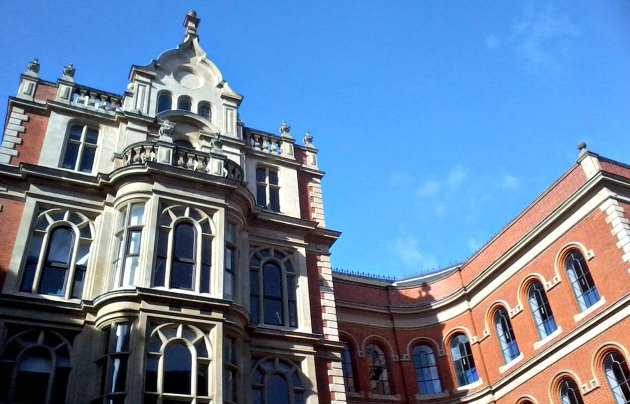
top-left (177, 96), bottom-right (192, 111)
top-left (0, 330), bottom-right (71, 404)
top-left (565, 250), bottom-right (600, 311)
top-left (412, 344), bottom-right (442, 395)
top-left (527, 281), bottom-right (557, 339)
top-left (251, 357), bottom-right (305, 404)
top-left (604, 352), bottom-right (630, 403)
top-left (153, 205), bottom-right (214, 293)
top-left (61, 124), bottom-right (99, 173)
top-left (341, 341), bottom-right (357, 392)
top-left (19, 209), bottom-right (92, 299)
top-left (157, 92), bottom-right (172, 113)
top-left (559, 378), bottom-right (584, 404)
top-left (366, 344), bottom-right (391, 395)
top-left (250, 248), bottom-right (298, 328)
top-left (494, 307), bottom-right (520, 363)
top-left (198, 102), bottom-right (211, 120)
top-left (144, 323), bottom-right (211, 402)
top-left (449, 334), bottom-right (479, 386)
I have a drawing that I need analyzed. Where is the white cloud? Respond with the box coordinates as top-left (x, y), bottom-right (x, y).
top-left (417, 180), bottom-right (440, 197)
top-left (387, 237), bottom-right (439, 269)
top-left (486, 4), bottom-right (579, 70)
top-left (501, 174), bottom-right (519, 189)
top-left (447, 166), bottom-right (467, 188)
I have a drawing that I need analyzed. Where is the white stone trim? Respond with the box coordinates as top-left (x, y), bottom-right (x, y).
top-left (533, 327), bottom-right (562, 350)
top-left (499, 353), bottom-right (524, 374)
top-left (0, 106), bottom-right (29, 162)
top-left (600, 198), bottom-right (630, 265)
top-left (573, 296), bottom-right (606, 322)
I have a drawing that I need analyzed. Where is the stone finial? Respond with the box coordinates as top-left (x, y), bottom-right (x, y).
top-left (63, 63), bottom-right (75, 79)
top-left (279, 121), bottom-right (293, 139)
top-left (303, 131), bottom-right (313, 146)
top-left (159, 120), bottom-right (175, 137)
top-left (27, 58), bottom-right (40, 75)
top-left (183, 10), bottom-right (200, 42)
top-left (577, 141), bottom-right (587, 151)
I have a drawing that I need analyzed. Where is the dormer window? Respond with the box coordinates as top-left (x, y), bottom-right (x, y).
top-left (177, 96), bottom-right (192, 111)
top-left (157, 92), bottom-right (172, 113)
top-left (198, 102), bottom-right (211, 120)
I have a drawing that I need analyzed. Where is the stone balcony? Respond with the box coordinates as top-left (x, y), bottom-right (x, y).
top-left (119, 141), bottom-right (243, 181)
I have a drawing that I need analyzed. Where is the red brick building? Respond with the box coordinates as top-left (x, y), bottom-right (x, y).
top-left (333, 149), bottom-right (630, 403)
top-left (1, 11), bottom-right (629, 404)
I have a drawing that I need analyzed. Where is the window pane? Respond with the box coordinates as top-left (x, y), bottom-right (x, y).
top-left (84, 128), bottom-right (99, 144)
top-left (269, 170), bottom-right (279, 185)
top-left (178, 99), bottom-right (192, 111)
top-left (47, 227), bottom-right (74, 266)
top-left (39, 266), bottom-right (67, 295)
top-left (163, 343), bottom-right (191, 394)
top-left (71, 268), bottom-right (85, 299)
top-left (145, 357), bottom-right (158, 392)
top-left (15, 349), bottom-right (52, 404)
top-left (256, 168), bottom-right (266, 182)
top-left (127, 231), bottom-right (142, 255)
top-left (266, 374), bottom-right (289, 404)
top-left (264, 299), bottom-right (283, 325)
top-left (174, 223), bottom-right (195, 261)
top-left (129, 204), bottom-right (145, 226)
top-left (263, 263), bottom-right (282, 298)
top-left (197, 362), bottom-right (208, 396)
top-left (79, 146), bottom-right (96, 173)
top-left (256, 185), bottom-right (267, 207)
top-left (62, 142), bottom-right (79, 169)
top-left (69, 126), bottom-right (83, 141)
top-left (198, 104), bottom-right (210, 119)
top-left (157, 94), bottom-right (172, 112)
top-left (171, 261), bottom-right (194, 289)
top-left (270, 188), bottom-right (280, 212)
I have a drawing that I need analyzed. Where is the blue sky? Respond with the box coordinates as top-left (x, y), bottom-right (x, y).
top-left (1, 1), bottom-right (629, 278)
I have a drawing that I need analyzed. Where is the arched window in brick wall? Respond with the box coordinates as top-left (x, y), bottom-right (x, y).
top-left (604, 351), bottom-right (630, 403)
top-left (341, 340), bottom-right (358, 392)
top-left (565, 250), bottom-right (600, 311)
top-left (19, 208), bottom-right (92, 299)
top-left (559, 378), bottom-right (584, 404)
top-left (251, 357), bottom-right (305, 404)
top-left (249, 247), bottom-right (297, 328)
top-left (449, 334), bottom-right (479, 387)
top-left (411, 344), bottom-right (442, 395)
top-left (493, 307), bottom-right (520, 363)
top-left (365, 344), bottom-right (391, 395)
top-left (527, 281), bottom-right (557, 339)
top-left (0, 329), bottom-right (72, 404)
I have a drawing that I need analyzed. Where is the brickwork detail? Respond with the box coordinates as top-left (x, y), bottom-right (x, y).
top-left (0, 107), bottom-right (28, 164)
top-left (600, 198), bottom-right (630, 266)
top-left (308, 179), bottom-right (326, 226)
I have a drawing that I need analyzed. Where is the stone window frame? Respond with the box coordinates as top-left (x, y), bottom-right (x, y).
top-left (563, 249), bottom-right (600, 312)
top-left (493, 306), bottom-right (521, 364)
top-left (156, 90), bottom-right (173, 113)
top-left (255, 166), bottom-right (281, 213)
top-left (251, 356), bottom-right (306, 404)
top-left (60, 123), bottom-right (99, 174)
top-left (448, 333), bottom-right (479, 387)
top-left (19, 208), bottom-right (93, 300)
top-left (411, 343), bottom-right (443, 395)
top-left (526, 280), bottom-right (558, 340)
top-left (96, 322), bottom-right (133, 403)
top-left (112, 202), bottom-right (146, 289)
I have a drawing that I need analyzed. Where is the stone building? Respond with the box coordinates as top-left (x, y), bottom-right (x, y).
top-left (1, 10), bottom-right (629, 404)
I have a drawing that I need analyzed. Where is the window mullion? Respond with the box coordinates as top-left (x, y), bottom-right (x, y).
top-left (30, 230), bottom-right (50, 294)
top-left (64, 227), bottom-right (80, 299)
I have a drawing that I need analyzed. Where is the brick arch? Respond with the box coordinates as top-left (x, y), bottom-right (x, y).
top-left (405, 336), bottom-right (443, 358)
top-left (554, 241), bottom-right (592, 279)
top-left (442, 326), bottom-right (475, 347)
top-left (361, 334), bottom-right (395, 359)
top-left (516, 273), bottom-right (550, 310)
top-left (549, 371), bottom-right (584, 404)
top-left (339, 331), bottom-right (361, 353)
top-left (515, 394), bottom-right (539, 404)
top-left (591, 342), bottom-right (630, 388)
top-left (483, 300), bottom-right (515, 339)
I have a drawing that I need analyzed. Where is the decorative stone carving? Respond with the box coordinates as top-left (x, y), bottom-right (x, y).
top-left (303, 131), bottom-right (313, 146)
top-left (210, 135), bottom-right (223, 153)
top-left (279, 121), bottom-right (293, 139)
top-left (27, 58), bottom-right (40, 75)
top-left (183, 10), bottom-right (200, 41)
top-left (159, 120), bottom-right (175, 138)
top-left (63, 64), bottom-right (75, 78)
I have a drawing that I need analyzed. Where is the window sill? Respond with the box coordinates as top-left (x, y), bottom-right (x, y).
top-left (533, 327), bottom-right (562, 350)
top-left (415, 391), bottom-right (448, 399)
top-left (573, 296), bottom-right (606, 322)
top-left (499, 353), bottom-right (524, 374)
top-left (13, 291), bottom-right (81, 303)
top-left (367, 392), bottom-right (400, 401)
top-left (455, 379), bottom-right (483, 391)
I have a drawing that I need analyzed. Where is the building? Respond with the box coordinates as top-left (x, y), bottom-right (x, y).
top-left (0, 10), bottom-right (629, 404)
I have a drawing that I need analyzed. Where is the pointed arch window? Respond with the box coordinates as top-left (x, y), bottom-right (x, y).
top-left (527, 281), bottom-right (557, 339)
top-left (19, 208), bottom-right (93, 299)
top-left (494, 308), bottom-right (520, 363)
top-left (0, 329), bottom-right (72, 404)
top-left (251, 357), bottom-right (306, 404)
top-left (144, 323), bottom-right (212, 403)
top-left (153, 205), bottom-right (214, 293)
top-left (341, 341), bottom-right (357, 392)
top-left (250, 248), bottom-right (298, 328)
top-left (604, 352), bottom-right (630, 403)
top-left (559, 378), bottom-right (584, 404)
top-left (366, 344), bottom-right (391, 395)
top-left (565, 250), bottom-right (600, 311)
top-left (449, 334), bottom-right (479, 386)
top-left (412, 344), bottom-right (442, 395)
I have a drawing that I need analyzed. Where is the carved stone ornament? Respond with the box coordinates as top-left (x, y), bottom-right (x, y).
top-left (27, 58), bottom-right (40, 74)
top-left (279, 121), bottom-right (291, 137)
top-left (63, 63), bottom-right (75, 78)
top-left (210, 135), bottom-right (223, 152)
top-left (303, 131), bottom-right (313, 146)
top-left (159, 120), bottom-right (176, 137)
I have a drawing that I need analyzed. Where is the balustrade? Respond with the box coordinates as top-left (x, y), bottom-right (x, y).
top-left (70, 88), bottom-right (122, 114)
top-left (244, 130), bottom-right (286, 156)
